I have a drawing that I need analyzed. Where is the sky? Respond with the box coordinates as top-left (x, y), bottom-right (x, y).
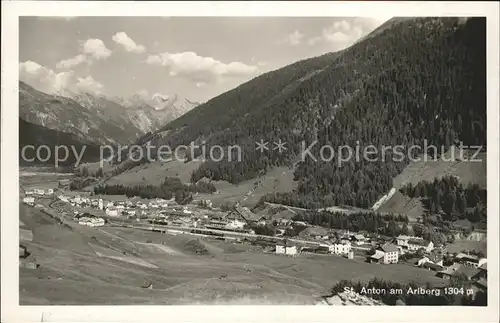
top-left (19, 16), bottom-right (389, 103)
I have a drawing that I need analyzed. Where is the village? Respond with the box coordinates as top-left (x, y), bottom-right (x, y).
top-left (21, 181), bottom-right (488, 297)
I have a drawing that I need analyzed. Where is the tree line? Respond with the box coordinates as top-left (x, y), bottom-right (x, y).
top-left (291, 210), bottom-right (409, 237)
top-left (400, 176), bottom-right (486, 224)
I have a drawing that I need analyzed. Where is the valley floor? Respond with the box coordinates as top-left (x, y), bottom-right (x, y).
top-left (19, 204), bottom-right (444, 305)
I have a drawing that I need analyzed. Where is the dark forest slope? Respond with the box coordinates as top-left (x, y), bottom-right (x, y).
top-left (116, 17), bottom-right (486, 209)
top-left (19, 118), bottom-right (103, 166)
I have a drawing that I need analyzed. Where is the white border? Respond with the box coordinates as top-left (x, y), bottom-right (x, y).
top-left (2, 1), bottom-right (499, 323)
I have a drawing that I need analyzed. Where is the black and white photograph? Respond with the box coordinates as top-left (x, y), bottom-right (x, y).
top-left (2, 1), bottom-right (499, 322)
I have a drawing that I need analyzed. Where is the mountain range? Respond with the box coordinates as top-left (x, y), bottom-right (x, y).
top-left (19, 81), bottom-right (199, 145)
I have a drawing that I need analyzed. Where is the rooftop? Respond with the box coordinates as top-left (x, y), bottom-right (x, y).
top-left (370, 250), bottom-right (385, 259)
top-left (408, 239), bottom-right (430, 246)
top-left (380, 243), bottom-right (398, 253)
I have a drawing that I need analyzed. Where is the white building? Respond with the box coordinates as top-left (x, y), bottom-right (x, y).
top-left (333, 242), bottom-right (352, 255)
top-left (226, 219), bottom-right (246, 230)
top-left (45, 188), bottom-right (54, 195)
top-left (34, 189), bottom-right (45, 195)
top-left (98, 199), bottom-right (104, 210)
top-left (78, 218), bottom-right (90, 226)
top-left (380, 243), bottom-right (399, 264)
top-left (455, 253), bottom-right (487, 268)
top-left (106, 208), bottom-right (120, 217)
top-left (396, 235), bottom-right (434, 253)
top-left (23, 196), bottom-right (35, 206)
top-left (275, 241), bottom-right (298, 256)
top-left (58, 195), bottom-right (69, 202)
top-left (352, 234), bottom-right (367, 245)
top-left (90, 217), bottom-right (105, 227)
top-left (25, 190), bottom-right (34, 195)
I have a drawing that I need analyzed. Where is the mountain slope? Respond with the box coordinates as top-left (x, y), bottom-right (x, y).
top-left (112, 17), bottom-right (486, 209)
top-left (19, 118), bottom-right (103, 166)
top-left (19, 82), bottom-right (199, 145)
top-left (19, 81), bottom-right (140, 145)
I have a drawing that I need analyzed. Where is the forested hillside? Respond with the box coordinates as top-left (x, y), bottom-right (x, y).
top-left (19, 118), bottom-right (103, 166)
top-left (119, 17), bottom-right (486, 209)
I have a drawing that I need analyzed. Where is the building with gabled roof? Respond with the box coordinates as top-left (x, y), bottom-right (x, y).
top-left (455, 253), bottom-right (487, 268)
top-left (377, 243), bottom-right (399, 264)
top-left (275, 239), bottom-right (298, 256)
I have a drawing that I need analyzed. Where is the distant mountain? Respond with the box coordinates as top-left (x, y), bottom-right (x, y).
top-left (112, 17), bottom-right (486, 210)
top-left (19, 81), bottom-right (141, 145)
top-left (19, 81), bottom-right (199, 144)
top-left (113, 93), bottom-right (200, 131)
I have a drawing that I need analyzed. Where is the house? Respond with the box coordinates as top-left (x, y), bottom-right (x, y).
top-left (226, 218), bottom-right (246, 230)
top-left (299, 226), bottom-right (329, 240)
top-left (421, 262), bottom-right (445, 272)
top-left (455, 253), bottom-right (487, 268)
top-left (369, 250), bottom-right (385, 263)
top-left (473, 263), bottom-right (487, 280)
top-left (34, 188), bottom-right (45, 195)
top-left (275, 240), bottom-right (298, 256)
top-left (98, 199), bottom-right (104, 210)
top-left (379, 243), bottom-right (399, 264)
top-left (57, 195), bottom-right (69, 202)
top-left (106, 208), bottom-right (120, 217)
top-left (106, 202), bottom-right (115, 209)
top-left (396, 235), bottom-right (434, 252)
top-left (89, 217), bottom-right (105, 227)
top-left (329, 241), bottom-right (352, 256)
top-left (45, 188), bottom-right (54, 195)
top-left (25, 190), bottom-right (34, 195)
top-left (416, 253), bottom-right (444, 267)
top-left (437, 264), bottom-right (479, 280)
top-left (78, 217), bottom-right (91, 226)
top-left (293, 220), bottom-right (308, 227)
top-left (352, 234), bottom-right (367, 245)
top-left (408, 239), bottom-right (434, 253)
top-left (23, 196), bottom-right (35, 206)
top-left (347, 250), bottom-right (355, 259)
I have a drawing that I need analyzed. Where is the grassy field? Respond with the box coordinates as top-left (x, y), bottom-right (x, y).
top-left (101, 162), bottom-right (296, 208)
top-left (392, 151), bottom-right (486, 189)
top-left (378, 150), bottom-right (486, 221)
top-left (19, 203), bottom-right (446, 305)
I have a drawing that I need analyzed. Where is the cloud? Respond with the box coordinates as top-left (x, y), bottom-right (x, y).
top-left (145, 51), bottom-right (259, 84)
top-left (112, 32), bottom-right (146, 54)
top-left (75, 75), bottom-right (104, 94)
top-left (307, 17), bottom-right (389, 50)
top-left (56, 54), bottom-right (87, 69)
top-left (284, 30), bottom-right (304, 46)
top-left (20, 61), bottom-right (74, 93)
top-left (20, 60), bottom-right (104, 95)
top-left (82, 38), bottom-right (112, 60)
top-left (56, 38), bottom-right (112, 70)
